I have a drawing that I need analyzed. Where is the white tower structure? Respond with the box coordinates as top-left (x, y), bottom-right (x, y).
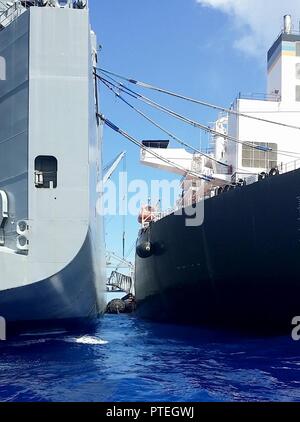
top-left (140, 16), bottom-right (300, 196)
top-left (227, 15), bottom-right (300, 179)
top-left (268, 15), bottom-right (300, 102)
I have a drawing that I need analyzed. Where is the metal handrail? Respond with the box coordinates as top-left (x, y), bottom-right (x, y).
top-left (141, 192), bottom-right (204, 226)
top-left (278, 158), bottom-right (300, 174)
top-left (237, 92), bottom-right (281, 102)
top-left (0, 1), bottom-right (89, 29)
top-left (0, 1), bottom-right (26, 28)
top-left (150, 158), bottom-right (300, 225)
top-left (276, 29), bottom-right (300, 39)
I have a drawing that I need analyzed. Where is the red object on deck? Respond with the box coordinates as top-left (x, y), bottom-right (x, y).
top-left (138, 205), bottom-right (156, 224)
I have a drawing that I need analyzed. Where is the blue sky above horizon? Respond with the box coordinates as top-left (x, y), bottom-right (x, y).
top-left (89, 0), bottom-right (300, 269)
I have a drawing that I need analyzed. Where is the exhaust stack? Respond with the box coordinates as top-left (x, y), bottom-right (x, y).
top-left (284, 15), bottom-right (292, 34)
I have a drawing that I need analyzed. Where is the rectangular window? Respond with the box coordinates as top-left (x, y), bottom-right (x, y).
top-left (296, 85), bottom-right (300, 102)
top-left (296, 42), bottom-right (300, 57)
top-left (296, 64), bottom-right (300, 79)
top-left (242, 143), bottom-right (278, 169)
top-left (35, 156), bottom-right (58, 188)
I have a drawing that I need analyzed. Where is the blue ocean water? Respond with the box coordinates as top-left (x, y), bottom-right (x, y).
top-left (0, 315), bottom-right (300, 402)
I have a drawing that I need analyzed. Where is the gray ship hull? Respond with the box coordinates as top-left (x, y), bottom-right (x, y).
top-left (0, 5), bottom-right (106, 332)
top-left (0, 233), bottom-right (105, 330)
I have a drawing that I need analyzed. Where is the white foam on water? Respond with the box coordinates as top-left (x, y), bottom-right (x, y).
top-left (67, 335), bottom-right (108, 345)
top-left (5, 334), bottom-right (108, 347)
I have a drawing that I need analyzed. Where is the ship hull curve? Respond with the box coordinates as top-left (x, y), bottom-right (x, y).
top-left (0, 6), bottom-right (106, 334)
top-left (0, 231), bottom-right (105, 332)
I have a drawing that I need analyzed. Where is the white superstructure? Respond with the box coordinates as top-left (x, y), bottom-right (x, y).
top-left (140, 15), bottom-right (300, 210)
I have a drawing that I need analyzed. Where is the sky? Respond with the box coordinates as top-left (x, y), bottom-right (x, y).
top-left (89, 0), bottom-right (300, 270)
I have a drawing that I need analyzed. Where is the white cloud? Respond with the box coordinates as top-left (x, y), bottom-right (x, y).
top-left (196, 0), bottom-right (300, 57)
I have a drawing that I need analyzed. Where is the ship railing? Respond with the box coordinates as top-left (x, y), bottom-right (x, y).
top-left (146, 158), bottom-right (300, 226)
top-left (0, 1), bottom-right (87, 28)
top-left (0, 1), bottom-right (27, 29)
top-left (276, 29), bottom-right (300, 39)
top-left (148, 209), bottom-right (173, 224)
top-left (236, 92), bottom-right (281, 102)
top-left (278, 158), bottom-right (300, 174)
top-left (233, 159), bottom-right (300, 182)
top-left (176, 190), bottom-right (207, 209)
top-left (151, 190), bottom-right (206, 223)
top-left (139, 207), bottom-right (175, 227)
